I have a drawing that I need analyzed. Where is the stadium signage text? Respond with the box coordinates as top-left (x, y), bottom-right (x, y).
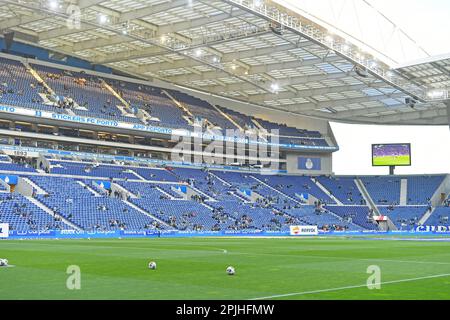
top-left (416, 226), bottom-right (450, 233)
top-left (0, 224), bottom-right (10, 238)
top-left (6, 229), bottom-right (450, 239)
top-left (0, 144), bottom-right (288, 174)
top-left (0, 104), bottom-right (338, 152)
top-left (290, 225), bottom-right (318, 236)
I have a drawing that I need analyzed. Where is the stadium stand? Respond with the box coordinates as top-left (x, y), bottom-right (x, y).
top-left (0, 159), bottom-right (447, 232)
top-left (32, 64), bottom-right (143, 124)
top-left (406, 175), bottom-right (445, 205)
top-left (0, 56), bottom-right (332, 146)
top-left (316, 176), bottom-right (364, 205)
top-left (325, 206), bottom-right (378, 230)
top-left (424, 207), bottom-right (450, 226)
top-left (0, 192), bottom-right (69, 231)
top-left (257, 175), bottom-right (335, 204)
top-left (107, 80), bottom-right (192, 129)
top-left (0, 46), bottom-right (448, 235)
top-left (378, 206), bottom-right (428, 230)
top-left (0, 57), bottom-right (58, 112)
top-left (29, 176), bottom-right (163, 231)
top-left (361, 176), bottom-right (401, 205)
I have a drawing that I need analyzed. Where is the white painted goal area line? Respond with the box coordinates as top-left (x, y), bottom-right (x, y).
top-left (249, 273), bottom-right (450, 300)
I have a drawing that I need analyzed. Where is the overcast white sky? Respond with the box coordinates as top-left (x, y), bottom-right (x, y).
top-left (369, 0), bottom-right (450, 57)
top-left (284, 0), bottom-right (450, 175)
top-left (330, 122), bottom-right (450, 175)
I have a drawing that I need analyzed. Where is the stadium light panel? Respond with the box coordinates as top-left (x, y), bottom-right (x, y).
top-left (98, 14), bottom-right (108, 24)
top-left (427, 90), bottom-right (445, 99)
top-left (48, 0), bottom-right (59, 10)
top-left (271, 83), bottom-right (280, 92)
top-left (195, 49), bottom-right (203, 57)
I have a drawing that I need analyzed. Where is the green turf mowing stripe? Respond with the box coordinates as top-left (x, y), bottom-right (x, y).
top-left (250, 273), bottom-right (450, 300)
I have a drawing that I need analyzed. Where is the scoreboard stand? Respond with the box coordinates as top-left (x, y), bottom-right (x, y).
top-left (389, 165), bottom-right (396, 175)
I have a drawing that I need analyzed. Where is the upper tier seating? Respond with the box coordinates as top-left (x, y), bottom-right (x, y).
top-left (0, 57), bottom-right (62, 112)
top-left (0, 56), bottom-right (332, 147)
top-left (219, 106), bottom-right (329, 146)
top-left (32, 64), bottom-right (143, 124)
top-left (108, 81), bottom-right (192, 130)
top-left (223, 108), bottom-right (255, 130)
top-left (169, 91), bottom-right (235, 131)
top-left (254, 117), bottom-right (322, 138)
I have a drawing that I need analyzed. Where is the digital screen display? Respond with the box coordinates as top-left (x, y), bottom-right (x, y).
top-left (372, 143), bottom-right (411, 167)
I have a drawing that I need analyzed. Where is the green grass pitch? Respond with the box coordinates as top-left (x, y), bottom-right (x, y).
top-left (373, 155), bottom-right (410, 166)
top-left (1, 237), bottom-right (450, 300)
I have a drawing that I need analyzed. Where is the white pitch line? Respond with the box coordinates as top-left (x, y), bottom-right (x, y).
top-left (250, 273), bottom-right (450, 300)
top-left (227, 250), bottom-right (450, 266)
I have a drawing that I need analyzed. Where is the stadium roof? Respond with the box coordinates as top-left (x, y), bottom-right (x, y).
top-left (0, 0), bottom-right (448, 125)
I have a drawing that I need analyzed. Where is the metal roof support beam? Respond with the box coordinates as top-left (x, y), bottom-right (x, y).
top-left (283, 93), bottom-right (406, 112)
top-left (0, 0), bottom-right (106, 30)
top-left (247, 83), bottom-right (388, 102)
top-left (162, 55), bottom-right (342, 83)
top-left (37, 0), bottom-right (190, 41)
top-left (373, 107), bottom-right (448, 123)
top-left (129, 42), bottom-right (312, 74)
top-left (328, 105), bottom-right (404, 119)
top-left (445, 100), bottom-right (450, 129)
top-left (223, 0), bottom-right (427, 102)
top-left (197, 70), bottom-right (352, 93)
top-left (57, 10), bottom-right (249, 55)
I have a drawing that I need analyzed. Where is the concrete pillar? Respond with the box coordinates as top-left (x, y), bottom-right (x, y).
top-left (445, 100), bottom-right (450, 130)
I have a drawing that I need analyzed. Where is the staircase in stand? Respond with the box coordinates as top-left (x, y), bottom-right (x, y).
top-left (26, 196), bottom-right (82, 231)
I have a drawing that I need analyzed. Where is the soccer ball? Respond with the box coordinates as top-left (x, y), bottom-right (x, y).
top-left (0, 259), bottom-right (8, 267)
top-left (226, 266), bottom-right (235, 275)
top-left (148, 261), bottom-right (157, 270)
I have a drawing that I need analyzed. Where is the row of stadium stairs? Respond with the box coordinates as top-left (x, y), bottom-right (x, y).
top-left (0, 157), bottom-right (448, 234)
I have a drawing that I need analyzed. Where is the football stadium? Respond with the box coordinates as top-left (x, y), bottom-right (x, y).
top-left (0, 0), bottom-right (449, 304)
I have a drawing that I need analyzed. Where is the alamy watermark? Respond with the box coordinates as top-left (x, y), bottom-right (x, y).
top-left (66, 265), bottom-right (81, 290)
top-left (170, 127), bottom-right (280, 174)
top-left (367, 265), bottom-right (381, 290)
